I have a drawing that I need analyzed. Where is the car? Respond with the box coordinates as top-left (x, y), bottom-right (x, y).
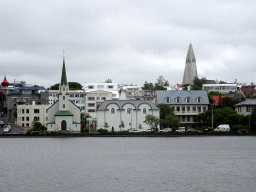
top-left (214, 124), bottom-right (230, 132)
top-left (176, 127), bottom-right (185, 133)
top-left (128, 129), bottom-right (141, 133)
top-left (159, 128), bottom-right (172, 133)
top-left (142, 128), bottom-right (154, 133)
top-left (185, 129), bottom-right (200, 133)
top-left (3, 127), bottom-right (12, 133)
top-left (236, 129), bottom-right (250, 134)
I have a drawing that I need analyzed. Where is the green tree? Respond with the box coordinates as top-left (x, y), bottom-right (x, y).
top-left (50, 82), bottom-right (83, 90)
top-left (142, 81), bottom-right (155, 90)
top-left (144, 114), bottom-right (160, 131)
top-left (81, 113), bottom-right (91, 128)
top-left (13, 111), bottom-right (17, 118)
top-left (156, 104), bottom-right (179, 128)
top-left (105, 79), bottom-right (112, 83)
top-left (250, 107), bottom-right (256, 132)
top-left (163, 114), bottom-right (180, 128)
top-left (219, 80), bottom-right (226, 84)
top-left (221, 97), bottom-right (240, 109)
top-left (121, 121), bottom-right (125, 131)
top-left (192, 77), bottom-right (202, 90)
top-left (182, 84), bottom-right (192, 90)
top-left (155, 76), bottom-right (169, 90)
top-left (104, 122), bottom-right (110, 129)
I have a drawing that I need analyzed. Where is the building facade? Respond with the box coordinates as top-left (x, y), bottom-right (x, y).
top-left (84, 83), bottom-right (119, 100)
top-left (235, 99), bottom-right (256, 116)
top-left (156, 90), bottom-right (209, 128)
top-left (97, 100), bottom-right (160, 132)
top-left (203, 84), bottom-right (237, 94)
top-left (182, 43), bottom-right (197, 85)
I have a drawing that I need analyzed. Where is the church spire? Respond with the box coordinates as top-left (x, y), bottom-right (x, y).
top-left (186, 43), bottom-right (196, 63)
top-left (60, 58), bottom-right (67, 86)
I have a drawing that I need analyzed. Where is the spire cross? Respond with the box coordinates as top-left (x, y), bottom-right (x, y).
top-left (62, 50), bottom-right (66, 58)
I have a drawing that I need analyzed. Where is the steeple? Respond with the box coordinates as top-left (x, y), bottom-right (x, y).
top-left (186, 43), bottom-right (196, 63)
top-left (60, 58), bottom-right (68, 86)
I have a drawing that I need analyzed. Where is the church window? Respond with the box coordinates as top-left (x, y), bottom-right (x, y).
top-left (111, 108), bottom-right (115, 114)
top-left (63, 104), bottom-right (65, 108)
top-left (127, 108), bottom-right (131, 114)
top-left (63, 96), bottom-right (65, 100)
top-left (63, 87), bottom-right (65, 91)
top-left (143, 108), bottom-right (146, 114)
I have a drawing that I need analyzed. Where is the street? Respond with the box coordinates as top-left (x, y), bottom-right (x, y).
top-left (0, 115), bottom-right (26, 134)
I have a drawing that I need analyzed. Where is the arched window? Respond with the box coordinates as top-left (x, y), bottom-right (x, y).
top-left (63, 87), bottom-right (65, 91)
top-left (143, 108), bottom-right (146, 114)
top-left (127, 108), bottom-right (131, 114)
top-left (111, 108), bottom-right (115, 114)
top-left (63, 104), bottom-right (65, 108)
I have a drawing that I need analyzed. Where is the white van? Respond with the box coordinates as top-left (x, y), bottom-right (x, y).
top-left (214, 124), bottom-right (230, 132)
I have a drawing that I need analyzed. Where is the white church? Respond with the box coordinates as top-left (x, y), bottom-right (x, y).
top-left (47, 58), bottom-right (81, 132)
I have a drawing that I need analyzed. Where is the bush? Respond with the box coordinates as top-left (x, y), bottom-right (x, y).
top-left (98, 129), bottom-right (108, 134)
top-left (201, 127), bottom-right (214, 133)
top-left (81, 127), bottom-right (89, 133)
top-left (57, 131), bottom-right (63, 135)
top-left (50, 131), bottom-right (58, 135)
top-left (231, 125), bottom-right (248, 132)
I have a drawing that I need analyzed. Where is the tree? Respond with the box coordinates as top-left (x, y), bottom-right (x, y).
top-left (81, 113), bottom-right (91, 128)
top-left (163, 114), bottom-right (180, 128)
top-left (221, 97), bottom-right (240, 109)
top-left (250, 107), bottom-right (256, 132)
top-left (182, 84), bottom-right (192, 90)
top-left (13, 111), bottom-right (17, 118)
top-left (156, 104), bottom-right (179, 128)
top-left (50, 82), bottom-right (83, 90)
top-left (105, 79), bottom-right (112, 83)
top-left (144, 114), bottom-right (160, 130)
top-left (142, 81), bottom-right (155, 90)
top-left (157, 104), bottom-right (175, 119)
top-left (155, 76), bottom-right (169, 90)
top-left (104, 122), bottom-right (110, 129)
top-left (219, 80), bottom-right (226, 84)
top-left (192, 77), bottom-right (202, 90)
top-left (121, 121), bottom-right (125, 131)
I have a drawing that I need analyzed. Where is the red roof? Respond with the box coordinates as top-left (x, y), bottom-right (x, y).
top-left (211, 95), bottom-right (230, 106)
top-left (1, 76), bottom-right (9, 87)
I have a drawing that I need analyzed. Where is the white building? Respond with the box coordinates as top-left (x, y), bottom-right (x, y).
top-left (17, 101), bottom-right (50, 127)
top-left (84, 83), bottom-right (119, 100)
top-left (235, 99), bottom-right (256, 116)
top-left (119, 90), bottom-right (156, 103)
top-left (97, 100), bottom-right (160, 132)
top-left (49, 90), bottom-right (85, 113)
top-left (203, 84), bottom-right (237, 94)
top-left (47, 58), bottom-right (81, 132)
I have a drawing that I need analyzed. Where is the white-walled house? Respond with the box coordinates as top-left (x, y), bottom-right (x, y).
top-left (17, 101), bottom-right (50, 127)
top-left (97, 100), bottom-right (160, 132)
top-left (235, 99), bottom-right (256, 116)
top-left (84, 83), bottom-right (119, 100)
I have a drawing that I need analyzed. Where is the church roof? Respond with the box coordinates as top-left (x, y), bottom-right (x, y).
top-left (55, 111), bottom-right (73, 116)
top-left (61, 58), bottom-right (68, 86)
top-left (186, 43), bottom-right (196, 63)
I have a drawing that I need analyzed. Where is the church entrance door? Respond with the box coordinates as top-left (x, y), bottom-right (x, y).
top-left (61, 120), bottom-right (67, 130)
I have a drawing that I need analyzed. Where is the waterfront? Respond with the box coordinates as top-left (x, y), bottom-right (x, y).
top-left (0, 137), bottom-right (255, 192)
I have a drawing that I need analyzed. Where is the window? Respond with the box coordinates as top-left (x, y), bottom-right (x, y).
top-left (136, 98), bottom-right (140, 100)
top-left (22, 123), bottom-right (24, 127)
top-left (34, 109), bottom-right (39, 113)
top-left (42, 97), bottom-right (46, 100)
top-left (246, 106), bottom-right (251, 112)
top-left (108, 85), bottom-right (113, 89)
top-left (63, 104), bottom-right (65, 108)
top-left (22, 117), bottom-right (24, 121)
top-left (182, 106), bottom-right (185, 112)
top-left (26, 109), bottom-right (29, 113)
top-left (81, 100), bottom-right (85, 104)
top-left (22, 90), bottom-right (31, 94)
top-left (63, 87), bottom-right (65, 91)
top-left (111, 108), bottom-right (115, 114)
top-left (23, 97), bottom-right (29, 101)
top-left (63, 96), bottom-right (65, 100)
top-left (70, 94), bottom-right (74, 97)
top-left (75, 94), bottom-right (79, 97)
top-left (81, 106), bottom-right (85, 110)
top-left (88, 103), bottom-right (95, 107)
top-left (88, 86), bottom-right (94, 89)
top-left (176, 107), bottom-right (180, 111)
top-left (112, 94), bottom-right (116, 97)
top-left (80, 94), bottom-right (84, 97)
top-left (101, 97), bottom-right (106, 100)
top-left (127, 108), bottom-right (131, 114)
top-left (198, 106), bottom-right (201, 112)
top-left (203, 106), bottom-right (206, 112)
top-left (193, 106), bottom-right (196, 112)
top-left (187, 116), bottom-right (190, 122)
top-left (166, 97), bottom-right (170, 103)
top-left (197, 97), bottom-right (201, 103)
top-left (176, 97), bottom-right (180, 103)
top-left (97, 97), bottom-right (100, 100)
top-left (187, 106), bottom-right (190, 112)
top-left (26, 123), bottom-right (29, 127)
top-left (32, 97), bottom-right (38, 101)
top-left (143, 108), bottom-right (146, 114)
top-left (26, 117), bottom-right (29, 121)
top-left (88, 109), bottom-right (95, 112)
top-left (22, 109), bottom-right (25, 114)
top-left (88, 97), bottom-right (95, 101)
top-left (13, 103), bottom-right (16, 107)
top-left (34, 117), bottom-right (39, 121)
top-left (76, 100), bottom-right (80, 104)
top-left (186, 97), bottom-right (190, 103)
top-left (12, 97), bottom-right (17, 101)
top-left (182, 116), bottom-right (185, 122)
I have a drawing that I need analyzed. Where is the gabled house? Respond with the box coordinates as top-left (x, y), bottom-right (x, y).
top-left (156, 90), bottom-right (209, 128)
top-left (234, 99), bottom-right (256, 116)
top-left (238, 85), bottom-right (256, 100)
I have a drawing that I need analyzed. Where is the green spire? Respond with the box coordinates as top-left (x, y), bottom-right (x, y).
top-left (61, 58), bottom-right (68, 86)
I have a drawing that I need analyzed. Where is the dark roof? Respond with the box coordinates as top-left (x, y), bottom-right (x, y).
top-left (97, 100), bottom-right (159, 111)
top-left (234, 99), bottom-right (256, 106)
top-left (9, 86), bottom-right (47, 94)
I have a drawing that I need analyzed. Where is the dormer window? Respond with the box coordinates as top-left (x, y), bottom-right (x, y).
top-left (186, 97), bottom-right (190, 103)
top-left (166, 97), bottom-right (170, 103)
top-left (197, 97), bottom-right (201, 103)
top-left (176, 97), bottom-right (180, 103)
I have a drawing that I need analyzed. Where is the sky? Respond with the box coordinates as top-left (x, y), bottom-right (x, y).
top-left (1, 0), bottom-right (256, 88)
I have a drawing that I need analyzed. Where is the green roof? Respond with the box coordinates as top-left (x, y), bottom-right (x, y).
top-left (61, 58), bottom-right (68, 86)
top-left (55, 111), bottom-right (73, 116)
top-left (47, 121), bottom-right (55, 124)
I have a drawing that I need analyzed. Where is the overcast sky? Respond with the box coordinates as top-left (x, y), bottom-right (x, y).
top-left (1, 0), bottom-right (256, 88)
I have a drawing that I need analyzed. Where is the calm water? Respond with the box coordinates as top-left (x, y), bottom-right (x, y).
top-left (0, 136), bottom-right (255, 192)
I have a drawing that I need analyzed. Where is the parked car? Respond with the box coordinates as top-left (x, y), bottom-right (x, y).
top-left (176, 127), bottom-right (185, 133)
top-left (236, 129), bottom-right (250, 134)
top-left (185, 129), bottom-right (200, 133)
top-left (3, 127), bottom-right (12, 133)
top-left (214, 124), bottom-right (230, 132)
top-left (142, 128), bottom-right (154, 133)
top-left (128, 129), bottom-right (141, 133)
top-left (159, 128), bottom-right (172, 133)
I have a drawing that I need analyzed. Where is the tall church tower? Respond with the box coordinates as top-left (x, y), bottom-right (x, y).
top-left (59, 57), bottom-right (70, 111)
top-left (182, 43), bottom-right (197, 85)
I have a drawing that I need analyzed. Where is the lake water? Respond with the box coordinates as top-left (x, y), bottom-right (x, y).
top-left (0, 136), bottom-right (255, 192)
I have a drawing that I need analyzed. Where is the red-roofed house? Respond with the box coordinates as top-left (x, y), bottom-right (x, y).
top-left (211, 95), bottom-right (231, 107)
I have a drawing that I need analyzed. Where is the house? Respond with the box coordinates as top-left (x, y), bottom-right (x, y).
top-left (238, 85), bottom-right (256, 100)
top-left (6, 86), bottom-right (48, 123)
top-left (47, 58), bottom-right (81, 132)
top-left (156, 90), bottom-right (209, 128)
top-left (17, 101), bottom-right (50, 127)
top-left (234, 99), bottom-right (256, 116)
top-left (211, 95), bottom-right (231, 107)
top-left (84, 83), bottom-right (119, 100)
top-left (97, 100), bottom-right (160, 132)
top-left (119, 89), bottom-right (156, 103)
top-left (203, 84), bottom-right (237, 94)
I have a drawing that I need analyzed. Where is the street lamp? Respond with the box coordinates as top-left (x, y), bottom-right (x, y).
top-left (211, 106), bottom-right (214, 128)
